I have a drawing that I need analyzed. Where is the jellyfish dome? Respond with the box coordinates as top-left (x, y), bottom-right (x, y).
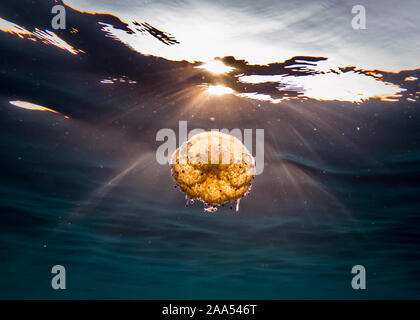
top-left (170, 131), bottom-right (254, 212)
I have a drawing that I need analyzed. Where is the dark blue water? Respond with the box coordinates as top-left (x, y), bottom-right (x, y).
top-left (0, 0), bottom-right (419, 299)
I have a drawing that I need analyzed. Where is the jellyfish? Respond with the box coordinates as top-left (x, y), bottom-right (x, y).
top-left (170, 131), bottom-right (254, 212)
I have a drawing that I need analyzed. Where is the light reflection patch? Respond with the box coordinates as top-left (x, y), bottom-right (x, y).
top-left (0, 17), bottom-right (84, 55)
top-left (9, 100), bottom-right (69, 119)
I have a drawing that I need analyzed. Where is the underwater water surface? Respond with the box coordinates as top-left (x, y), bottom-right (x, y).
top-left (0, 0), bottom-right (419, 299)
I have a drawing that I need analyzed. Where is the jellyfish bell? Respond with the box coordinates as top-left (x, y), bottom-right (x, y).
top-left (170, 131), bottom-right (255, 212)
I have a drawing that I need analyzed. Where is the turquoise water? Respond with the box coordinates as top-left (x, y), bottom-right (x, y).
top-left (0, 0), bottom-right (419, 299)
